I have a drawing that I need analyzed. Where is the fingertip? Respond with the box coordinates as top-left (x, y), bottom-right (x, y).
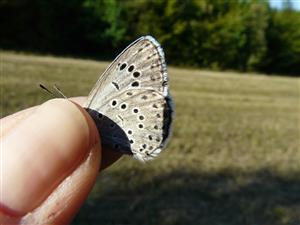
top-left (70, 97), bottom-right (122, 170)
top-left (1, 98), bottom-right (101, 215)
top-left (70, 99), bottom-right (101, 151)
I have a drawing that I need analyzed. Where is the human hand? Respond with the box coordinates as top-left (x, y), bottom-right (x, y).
top-left (0, 97), bottom-right (122, 224)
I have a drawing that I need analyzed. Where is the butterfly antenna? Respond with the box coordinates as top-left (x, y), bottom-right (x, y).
top-left (39, 84), bottom-right (55, 97)
top-left (53, 84), bottom-right (68, 99)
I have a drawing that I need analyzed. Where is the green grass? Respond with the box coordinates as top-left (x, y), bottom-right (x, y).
top-left (1, 51), bottom-right (300, 225)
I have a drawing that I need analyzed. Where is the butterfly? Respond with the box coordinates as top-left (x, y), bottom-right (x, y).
top-left (84, 36), bottom-right (173, 162)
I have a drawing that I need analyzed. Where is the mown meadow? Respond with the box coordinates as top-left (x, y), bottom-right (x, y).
top-left (1, 52), bottom-right (299, 225)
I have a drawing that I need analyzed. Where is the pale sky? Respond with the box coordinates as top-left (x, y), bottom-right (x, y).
top-left (269, 0), bottom-right (300, 10)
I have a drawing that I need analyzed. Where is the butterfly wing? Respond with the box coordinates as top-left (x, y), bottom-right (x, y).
top-left (85, 36), bottom-right (173, 161)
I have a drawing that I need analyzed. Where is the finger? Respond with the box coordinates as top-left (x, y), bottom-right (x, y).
top-left (23, 132), bottom-right (101, 225)
top-left (1, 106), bottom-right (37, 137)
top-left (1, 97), bottom-right (122, 170)
top-left (1, 99), bottom-right (101, 223)
top-left (1, 98), bottom-right (123, 224)
top-left (70, 97), bottom-right (122, 170)
top-left (0, 97), bottom-right (87, 136)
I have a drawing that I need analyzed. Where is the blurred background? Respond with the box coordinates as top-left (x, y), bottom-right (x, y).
top-left (1, 0), bottom-right (299, 224)
top-left (1, 0), bottom-right (300, 75)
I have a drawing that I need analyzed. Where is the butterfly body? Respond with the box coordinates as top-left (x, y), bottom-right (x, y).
top-left (85, 36), bottom-right (173, 161)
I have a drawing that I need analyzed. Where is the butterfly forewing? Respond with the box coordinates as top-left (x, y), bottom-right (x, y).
top-left (85, 36), bottom-right (172, 161)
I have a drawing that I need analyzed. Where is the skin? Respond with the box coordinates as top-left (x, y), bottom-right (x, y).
top-left (0, 97), bottom-right (122, 225)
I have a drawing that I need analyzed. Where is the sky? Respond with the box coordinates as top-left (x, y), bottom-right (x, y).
top-left (269, 0), bottom-right (300, 10)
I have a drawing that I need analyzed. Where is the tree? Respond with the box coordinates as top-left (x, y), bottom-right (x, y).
top-left (261, 10), bottom-right (300, 75)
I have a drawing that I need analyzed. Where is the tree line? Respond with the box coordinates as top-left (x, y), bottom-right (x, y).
top-left (1, 0), bottom-right (299, 76)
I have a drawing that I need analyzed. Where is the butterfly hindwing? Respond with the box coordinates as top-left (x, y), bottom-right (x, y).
top-left (85, 36), bottom-right (173, 161)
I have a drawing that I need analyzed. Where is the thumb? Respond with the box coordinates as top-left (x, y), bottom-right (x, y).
top-left (1, 99), bottom-right (101, 225)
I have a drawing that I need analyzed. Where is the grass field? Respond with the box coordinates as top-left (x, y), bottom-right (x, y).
top-left (1, 51), bottom-right (300, 225)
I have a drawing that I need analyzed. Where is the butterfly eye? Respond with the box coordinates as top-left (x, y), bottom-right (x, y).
top-left (138, 124), bottom-right (144, 129)
top-left (139, 115), bottom-right (144, 120)
top-left (133, 108), bottom-right (139, 113)
top-left (128, 130), bottom-right (133, 135)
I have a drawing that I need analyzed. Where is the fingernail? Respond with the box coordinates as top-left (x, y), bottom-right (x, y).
top-left (1, 99), bottom-right (99, 215)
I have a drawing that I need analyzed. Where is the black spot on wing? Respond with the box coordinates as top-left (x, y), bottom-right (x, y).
top-left (131, 81), bottom-right (139, 87)
top-left (112, 82), bottom-right (120, 90)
